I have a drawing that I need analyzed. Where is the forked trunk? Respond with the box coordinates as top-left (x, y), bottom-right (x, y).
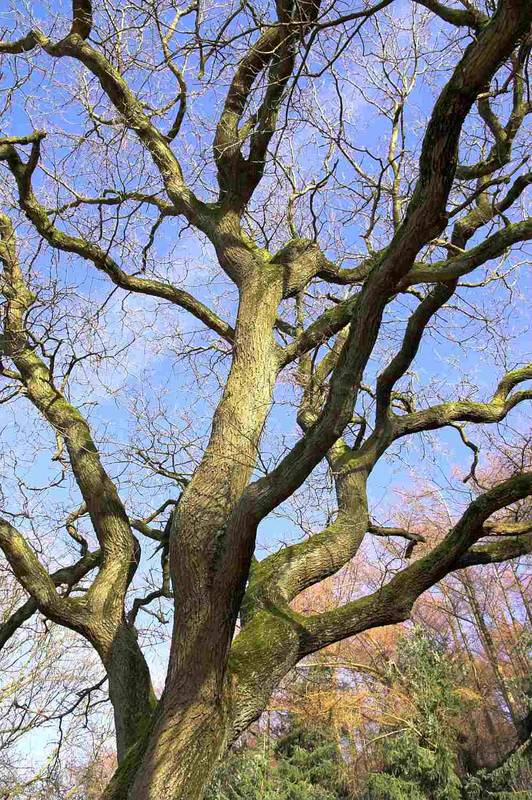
top-left (109, 268), bottom-right (284, 798)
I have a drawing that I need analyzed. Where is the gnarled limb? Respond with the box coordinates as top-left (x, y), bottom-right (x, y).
top-left (0, 212), bottom-right (136, 613)
top-left (299, 471), bottom-right (532, 654)
top-left (246, 0), bottom-right (531, 523)
top-left (0, 138), bottom-right (235, 343)
top-left (228, 471), bottom-right (532, 750)
top-left (0, 212), bottom-right (155, 760)
top-left (0, 548), bottom-right (100, 650)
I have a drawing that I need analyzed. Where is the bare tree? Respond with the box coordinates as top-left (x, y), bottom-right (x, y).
top-left (0, 0), bottom-right (531, 796)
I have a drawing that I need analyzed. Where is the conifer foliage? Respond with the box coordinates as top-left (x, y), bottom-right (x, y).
top-left (363, 629), bottom-right (463, 800)
top-left (207, 629), bottom-right (531, 799)
top-left (207, 715), bottom-right (350, 799)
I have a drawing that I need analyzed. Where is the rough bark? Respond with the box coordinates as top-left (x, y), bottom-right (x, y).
top-left (104, 623), bottom-right (158, 762)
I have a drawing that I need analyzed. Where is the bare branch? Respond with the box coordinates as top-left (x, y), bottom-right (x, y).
top-left (0, 138), bottom-right (234, 343)
top-left (300, 471), bottom-right (532, 654)
top-left (0, 548), bottom-right (100, 650)
top-left (403, 218), bottom-right (532, 286)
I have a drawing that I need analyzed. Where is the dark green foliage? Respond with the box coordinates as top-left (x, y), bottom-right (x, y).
top-left (207, 629), bottom-right (530, 799)
top-left (273, 715), bottom-right (351, 799)
top-left (362, 628), bottom-right (463, 800)
top-left (204, 746), bottom-right (273, 800)
top-left (463, 737), bottom-right (532, 799)
top-left (206, 715), bottom-right (350, 800)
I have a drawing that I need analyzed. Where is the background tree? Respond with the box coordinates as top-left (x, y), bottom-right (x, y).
top-left (0, 0), bottom-right (531, 797)
top-left (205, 621), bottom-right (530, 799)
top-left (362, 629), bottom-right (464, 800)
top-left (283, 446), bottom-right (531, 791)
top-left (206, 710), bottom-right (350, 800)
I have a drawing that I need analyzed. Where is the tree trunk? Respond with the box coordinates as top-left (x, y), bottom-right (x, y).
top-left (128, 683), bottom-right (230, 799)
top-left (115, 268), bottom-right (284, 798)
top-left (461, 572), bottom-right (526, 738)
top-left (105, 622), bottom-right (157, 762)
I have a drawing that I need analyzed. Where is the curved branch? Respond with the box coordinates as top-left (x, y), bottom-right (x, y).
top-left (393, 364), bottom-right (532, 439)
top-left (245, 0), bottom-right (531, 522)
top-left (0, 548), bottom-right (100, 650)
top-left (0, 518), bottom-right (88, 627)
top-left (0, 137), bottom-right (234, 343)
top-left (403, 218), bottom-right (532, 286)
top-left (0, 2), bottom-right (206, 225)
top-left (0, 212), bottom-right (136, 620)
top-left (229, 471), bottom-right (532, 738)
top-left (300, 471), bottom-right (532, 655)
top-left (243, 460), bottom-right (369, 620)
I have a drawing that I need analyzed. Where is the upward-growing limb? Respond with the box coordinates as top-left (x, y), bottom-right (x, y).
top-left (0, 213), bottom-right (155, 760)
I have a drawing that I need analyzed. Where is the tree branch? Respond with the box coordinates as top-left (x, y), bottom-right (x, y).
top-left (0, 518), bottom-right (85, 625)
top-left (455, 532), bottom-right (532, 567)
top-left (0, 138), bottom-right (234, 343)
top-left (300, 471), bottom-right (532, 654)
top-left (392, 364), bottom-right (532, 439)
top-left (0, 1), bottom-right (207, 226)
top-left (244, 0), bottom-right (531, 522)
top-left (402, 218), bottom-right (532, 286)
top-left (0, 548), bottom-right (100, 650)
top-left (213, 0), bottom-right (320, 207)
top-left (413, 0), bottom-right (487, 28)
top-left (0, 212), bottom-right (136, 621)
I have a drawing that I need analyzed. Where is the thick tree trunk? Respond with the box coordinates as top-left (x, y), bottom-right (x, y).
top-left (116, 268), bottom-right (284, 798)
top-left (128, 681), bottom-right (230, 799)
top-left (101, 688), bottom-right (235, 800)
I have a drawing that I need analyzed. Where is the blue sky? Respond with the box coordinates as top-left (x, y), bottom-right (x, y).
top-left (1, 0), bottom-right (530, 597)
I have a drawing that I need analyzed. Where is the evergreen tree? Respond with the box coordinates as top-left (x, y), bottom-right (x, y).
top-left (363, 628), bottom-right (463, 800)
top-left (207, 629), bottom-right (530, 799)
top-left (273, 714), bottom-right (350, 799)
top-left (463, 736), bottom-right (532, 800)
top-left (204, 744), bottom-right (273, 800)
top-left (206, 714), bottom-right (350, 799)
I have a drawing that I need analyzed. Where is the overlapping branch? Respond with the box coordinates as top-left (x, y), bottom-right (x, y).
top-left (300, 471), bottom-right (532, 654)
top-left (0, 548), bottom-right (100, 650)
top-left (0, 212), bottom-right (134, 630)
top-left (0, 1), bottom-right (204, 225)
top-left (0, 136), bottom-right (234, 343)
top-left (243, 0), bottom-right (531, 523)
